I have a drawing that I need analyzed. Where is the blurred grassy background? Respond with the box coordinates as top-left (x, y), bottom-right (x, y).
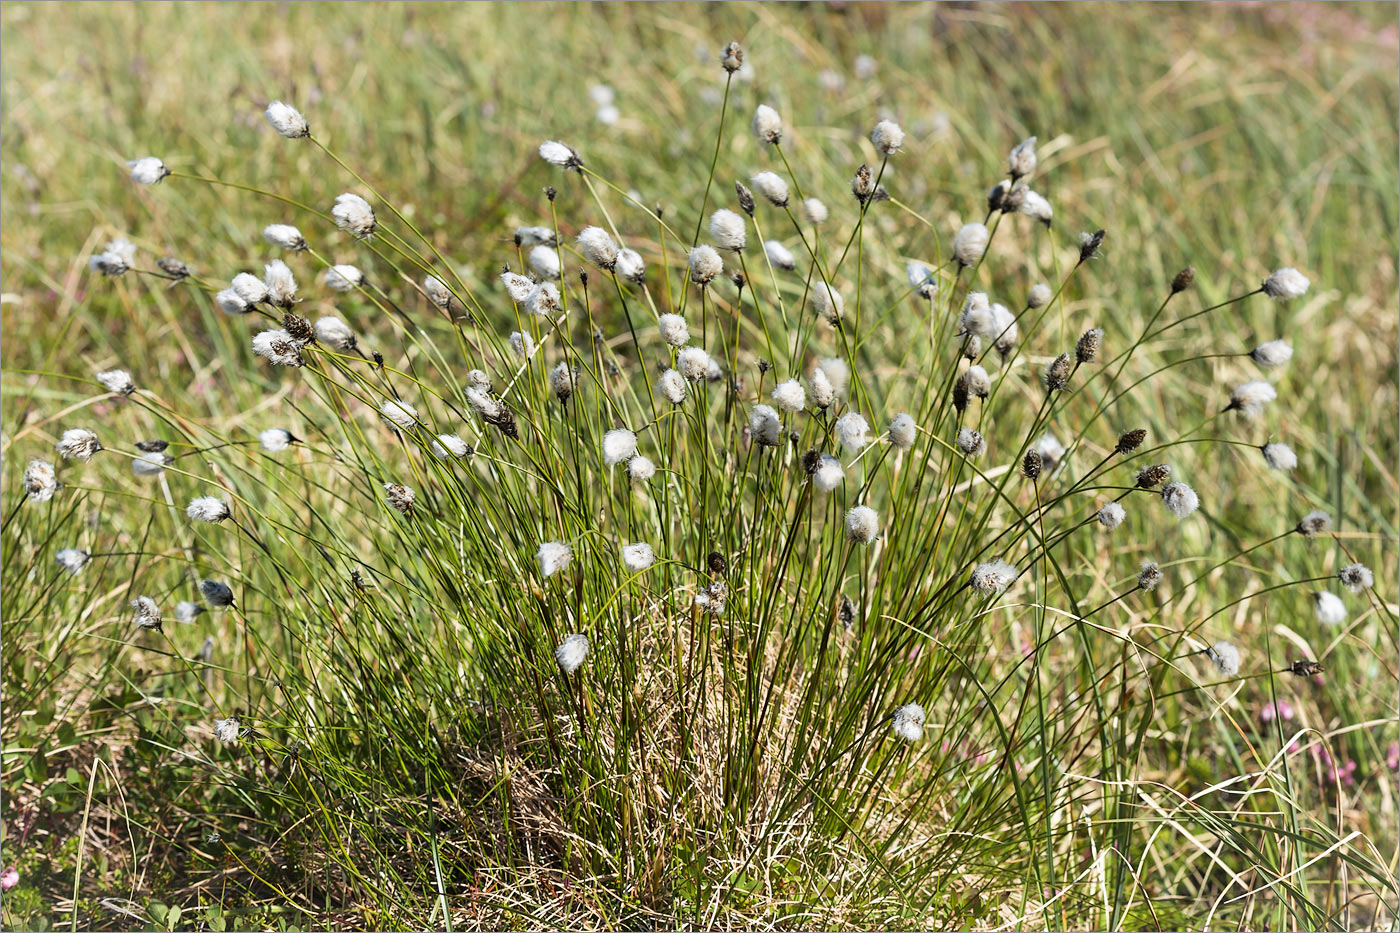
top-left (2, 2), bottom-right (1397, 930)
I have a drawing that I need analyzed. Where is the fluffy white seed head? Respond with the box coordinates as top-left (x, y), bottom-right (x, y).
top-left (802, 198), bottom-right (829, 225)
top-left (1250, 340), bottom-right (1294, 368)
top-left (657, 313), bottom-right (689, 348)
top-left (127, 156), bottom-right (169, 184)
top-left (1161, 482), bottom-right (1199, 519)
top-left (835, 412), bottom-right (870, 452)
top-left (615, 248), bottom-right (646, 284)
top-left (331, 193), bottom-right (376, 238)
top-left (262, 223), bottom-right (306, 251)
top-left (627, 455), bottom-right (655, 483)
top-left (57, 428), bottom-right (101, 462)
top-left (528, 244), bottom-right (561, 280)
top-left (752, 104), bottom-right (782, 144)
top-left (214, 716), bottom-right (241, 744)
top-left (888, 413), bottom-right (917, 450)
top-left (772, 379), bottom-right (805, 413)
top-left (176, 601), bottom-right (203, 624)
top-left (808, 367), bottom-right (835, 410)
top-left (963, 365), bottom-right (991, 399)
top-left (537, 541), bottom-right (572, 578)
top-left (871, 120), bottom-right (905, 154)
top-left (131, 451), bottom-right (170, 476)
top-left (550, 362), bottom-right (578, 402)
top-left (1261, 442), bottom-right (1297, 471)
top-left (554, 633), bottom-right (589, 673)
top-left (515, 225), bottom-right (557, 247)
top-left (432, 434), bottom-right (470, 459)
top-left (215, 289), bottom-right (250, 315)
top-left (379, 399), bottom-right (418, 430)
top-left (25, 460), bottom-right (59, 502)
top-left (953, 223), bottom-right (990, 266)
top-left (622, 542), bottom-right (655, 572)
top-left (756, 240), bottom-right (794, 273)
top-left (577, 226), bottom-right (619, 269)
top-left (524, 281), bottom-right (561, 317)
top-left (845, 505), bottom-right (880, 544)
top-left (232, 272), bottom-right (269, 305)
top-left (1137, 561), bottom-right (1164, 591)
top-left (1027, 283), bottom-right (1053, 309)
top-left (813, 454), bottom-right (844, 492)
top-left (88, 237), bottom-right (137, 277)
top-left (749, 405), bottom-right (782, 447)
top-left (1263, 267), bottom-right (1309, 301)
top-left (751, 171), bottom-right (789, 207)
top-left (957, 427), bottom-right (986, 458)
top-left (1228, 381), bottom-right (1278, 418)
top-left (959, 293), bottom-right (995, 339)
top-left (677, 346), bottom-right (711, 382)
top-left (1207, 641), bottom-right (1241, 677)
top-left (1313, 591), bottom-right (1347, 625)
top-left (688, 245), bottom-right (723, 286)
top-left (186, 496), bottom-right (230, 523)
top-left (259, 428), bottom-right (295, 453)
top-left (251, 329), bottom-right (303, 367)
top-left (509, 331), bottom-right (535, 359)
top-left (817, 357), bottom-right (850, 399)
top-left (603, 429), bottom-right (638, 466)
top-left (263, 260), bottom-right (297, 307)
top-left (95, 369), bottom-right (134, 396)
top-left (324, 264), bottom-right (364, 291)
top-left (658, 369), bottom-right (687, 404)
top-left (891, 703), bottom-right (926, 742)
top-left (907, 262), bottom-right (936, 300)
top-left (132, 595), bottom-right (162, 630)
top-left (500, 272), bottom-right (534, 303)
top-left (56, 548), bottom-right (90, 575)
top-left (314, 316), bottom-right (356, 350)
top-left (970, 560), bottom-right (1018, 595)
top-left (709, 209), bottom-right (747, 251)
top-left (1019, 189), bottom-right (1053, 226)
top-left (265, 100), bottom-right (309, 138)
top-left (812, 282), bottom-right (845, 325)
top-left (538, 140), bottom-right (582, 169)
top-left (382, 482), bottom-right (415, 514)
top-left (1097, 501), bottom-right (1126, 530)
top-left (1338, 563), bottom-right (1373, 593)
top-left (992, 303), bottom-right (1019, 355)
top-left (1296, 510), bottom-right (1332, 538)
top-left (1007, 136), bottom-right (1037, 177)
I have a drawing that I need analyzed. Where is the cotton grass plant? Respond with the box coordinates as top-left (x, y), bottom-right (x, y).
top-left (4, 19), bottom-right (1397, 932)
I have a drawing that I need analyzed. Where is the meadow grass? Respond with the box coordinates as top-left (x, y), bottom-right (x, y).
top-left (2, 3), bottom-right (1398, 930)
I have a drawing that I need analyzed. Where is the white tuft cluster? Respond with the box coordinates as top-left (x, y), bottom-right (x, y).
top-left (1207, 641), bottom-right (1241, 677)
top-left (811, 282), bottom-right (844, 325)
top-left (263, 260), bottom-right (297, 307)
top-left (265, 100), bottom-right (309, 138)
top-left (56, 548), bottom-right (90, 575)
top-left (96, 369), bottom-right (135, 396)
top-left (25, 459), bottom-right (60, 502)
top-left (529, 244), bottom-right (561, 280)
top-left (677, 346), bottom-right (711, 382)
top-left (1160, 482), bottom-right (1199, 519)
top-left (602, 429), bottom-right (638, 466)
top-left (615, 248), bottom-right (646, 283)
top-left (1008, 137), bottom-right (1038, 177)
top-left (1261, 442), bottom-right (1297, 471)
top-left (835, 412), bottom-right (870, 452)
top-left (751, 171), bottom-right (789, 207)
top-left (749, 405), bottom-right (782, 447)
top-left (324, 264), bottom-right (364, 291)
top-left (891, 703), bottom-right (925, 742)
top-left (127, 156), bottom-right (169, 184)
top-left (1313, 591), bottom-right (1347, 625)
top-left (187, 496), bottom-right (230, 523)
top-left (845, 506), bottom-right (880, 544)
top-left (802, 198), bottom-right (828, 225)
top-left (658, 314), bottom-right (689, 347)
top-left (952, 223), bottom-right (989, 266)
top-left (871, 120), bottom-right (905, 154)
top-left (658, 368), bottom-right (687, 404)
top-left (622, 542), bottom-right (655, 572)
top-left (57, 428), bottom-right (102, 462)
top-left (813, 454), bottom-right (844, 493)
top-left (1097, 502), bottom-right (1126, 530)
top-left (379, 399), bottom-right (418, 430)
top-left (688, 245), bottom-right (723, 286)
top-left (314, 317), bottom-right (356, 351)
top-left (888, 413), bottom-right (917, 450)
top-left (1228, 381), bottom-right (1278, 418)
top-left (1250, 340), bottom-right (1293, 368)
top-left (1262, 267), bottom-right (1309, 301)
top-left (1338, 563), bottom-right (1373, 593)
top-left (554, 633), bottom-right (590, 673)
top-left (263, 224), bottom-right (307, 251)
top-left (764, 240), bottom-right (796, 271)
top-left (500, 272), bottom-right (534, 303)
top-left (970, 560), bottom-right (1018, 595)
top-left (771, 380), bottom-right (805, 413)
top-left (538, 140), bottom-right (582, 169)
top-left (627, 455), bottom-right (655, 483)
top-left (577, 226), bottom-right (619, 270)
top-left (709, 209), bottom-right (747, 251)
top-left (259, 428), bottom-right (295, 453)
top-left (252, 329), bottom-right (303, 367)
top-left (536, 541), bottom-right (572, 578)
top-left (752, 104), bottom-right (782, 144)
top-left (431, 434), bottom-right (471, 459)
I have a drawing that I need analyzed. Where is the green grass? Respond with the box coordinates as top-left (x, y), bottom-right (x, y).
top-left (2, 3), bottom-right (1397, 930)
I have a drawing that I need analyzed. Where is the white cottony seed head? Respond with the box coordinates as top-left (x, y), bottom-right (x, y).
top-left (432, 434), bottom-right (470, 459)
top-left (577, 226), bottom-right (619, 270)
top-left (382, 482), bottom-right (415, 514)
top-left (658, 313), bottom-right (690, 347)
top-left (1097, 502), bottom-right (1127, 530)
top-left (891, 703), bottom-right (926, 742)
top-left (516, 225), bottom-right (557, 247)
top-left (56, 548), bottom-right (90, 575)
top-left (263, 260), bottom-right (297, 307)
top-left (88, 237), bottom-right (137, 277)
top-left (1019, 189), bottom-right (1053, 226)
top-left (751, 171), bottom-right (789, 207)
top-left (132, 595), bottom-right (162, 630)
top-left (251, 329), bottom-right (303, 367)
top-left (658, 368), bottom-right (687, 404)
top-left (953, 223), bottom-right (989, 266)
top-left (835, 412), bottom-right (870, 452)
top-left (314, 316), bottom-right (356, 350)
top-left (176, 601), bottom-right (203, 623)
top-left (127, 156), bottom-right (169, 184)
top-left (752, 104), bottom-right (783, 144)
top-left (529, 244), bottom-right (561, 280)
top-left (709, 209), bottom-right (747, 251)
top-left (57, 428), bottom-right (102, 462)
top-left (500, 272), bottom-right (534, 303)
top-left (1313, 591), bottom-right (1347, 625)
top-left (324, 264), bottom-right (364, 291)
top-left (688, 245), bottom-right (723, 286)
top-left (1250, 340), bottom-right (1294, 368)
top-left (538, 140), bottom-right (582, 169)
top-left (1228, 381), bottom-right (1278, 418)
top-left (957, 427), bottom-right (986, 458)
top-left (25, 459), bottom-right (59, 502)
top-left (525, 282), bottom-right (561, 317)
top-left (802, 198), bottom-right (829, 225)
top-left (817, 357), bottom-right (850, 399)
top-left (263, 224), bottom-right (307, 251)
top-left (888, 413), bottom-right (917, 450)
top-left (677, 346), bottom-right (711, 382)
top-left (379, 399), bottom-right (418, 430)
top-left (808, 367), bottom-right (835, 410)
top-left (627, 455), bottom-right (655, 483)
top-left (764, 239), bottom-right (796, 271)
top-left (813, 454), bottom-right (844, 492)
top-left (509, 331), bottom-right (535, 359)
top-left (1338, 563), bottom-right (1373, 593)
top-left (970, 560), bottom-right (1018, 595)
top-left (749, 405), bottom-right (782, 447)
top-left (215, 716), bottom-right (241, 744)
top-left (186, 496), bottom-right (230, 523)
top-left (1262, 267), bottom-right (1309, 301)
top-left (622, 542), bottom-right (654, 572)
top-left (963, 365), bottom-right (991, 399)
top-left (537, 541), bottom-right (572, 578)
top-left (615, 248), bottom-right (646, 283)
top-left (771, 380), bottom-right (806, 414)
top-left (992, 304), bottom-right (1019, 355)
top-left (554, 633), bottom-right (589, 673)
top-left (131, 451), bottom-right (170, 476)
top-left (332, 193), bottom-right (376, 238)
top-left (1261, 443), bottom-right (1297, 471)
top-left (96, 369), bottom-right (135, 396)
top-left (265, 100), bottom-right (309, 138)
top-left (845, 505), bottom-right (880, 544)
top-left (259, 428), bottom-right (295, 452)
top-left (812, 282), bottom-right (845, 325)
top-left (871, 120), bottom-right (905, 154)
top-left (1160, 482), bottom-right (1199, 519)
top-left (1008, 136), bottom-right (1037, 177)
top-left (602, 429), bottom-right (638, 466)
top-left (1207, 641), bottom-right (1241, 677)
top-left (232, 272), bottom-right (269, 305)
top-left (1137, 561), bottom-right (1164, 591)
top-left (550, 362), bottom-right (577, 402)
top-left (907, 262), bottom-right (936, 300)
top-left (215, 289), bottom-right (250, 315)
top-left (1027, 283), bottom-right (1053, 309)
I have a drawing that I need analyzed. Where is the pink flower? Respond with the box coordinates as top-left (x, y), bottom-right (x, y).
top-left (1387, 742), bottom-right (1398, 771)
top-left (1259, 700), bottom-right (1295, 724)
top-left (1, 866), bottom-right (18, 890)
